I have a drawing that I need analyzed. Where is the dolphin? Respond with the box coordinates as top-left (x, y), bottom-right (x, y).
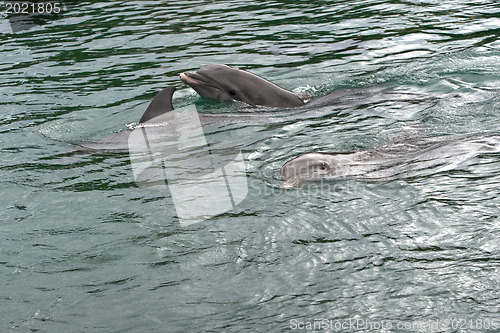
top-left (75, 84), bottom-right (299, 154)
top-left (280, 129), bottom-right (500, 187)
top-left (78, 87), bottom-right (176, 151)
top-left (179, 64), bottom-right (429, 110)
top-left (180, 64), bottom-right (308, 108)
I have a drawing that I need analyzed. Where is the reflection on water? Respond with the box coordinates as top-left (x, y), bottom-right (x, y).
top-left (1, 0), bottom-right (500, 332)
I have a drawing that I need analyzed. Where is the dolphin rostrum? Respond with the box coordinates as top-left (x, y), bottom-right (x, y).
top-left (180, 64), bottom-right (307, 108)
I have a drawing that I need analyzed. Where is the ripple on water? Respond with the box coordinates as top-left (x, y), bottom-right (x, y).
top-left (2, 0), bottom-right (500, 332)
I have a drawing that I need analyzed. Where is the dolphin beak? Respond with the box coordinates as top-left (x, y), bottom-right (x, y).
top-left (180, 71), bottom-right (213, 85)
top-left (180, 71), bottom-right (227, 100)
top-left (179, 72), bottom-right (200, 85)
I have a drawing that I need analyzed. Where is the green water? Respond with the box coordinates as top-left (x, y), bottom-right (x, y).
top-left (1, 1), bottom-right (500, 332)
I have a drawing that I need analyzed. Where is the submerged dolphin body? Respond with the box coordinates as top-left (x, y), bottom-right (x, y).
top-left (79, 87), bottom-right (176, 151)
top-left (77, 86), bottom-right (289, 152)
top-left (180, 64), bottom-right (307, 108)
top-left (281, 129), bottom-right (500, 187)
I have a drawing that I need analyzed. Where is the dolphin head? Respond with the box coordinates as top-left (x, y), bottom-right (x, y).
top-left (281, 152), bottom-right (334, 188)
top-left (180, 64), bottom-right (305, 108)
top-left (281, 151), bottom-right (360, 187)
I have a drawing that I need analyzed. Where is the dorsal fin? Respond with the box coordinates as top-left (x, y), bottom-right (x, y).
top-left (139, 87), bottom-right (176, 123)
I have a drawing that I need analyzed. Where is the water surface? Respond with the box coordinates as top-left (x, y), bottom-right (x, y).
top-left (1, 1), bottom-right (500, 332)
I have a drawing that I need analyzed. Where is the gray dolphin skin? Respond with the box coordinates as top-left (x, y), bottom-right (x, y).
top-left (281, 132), bottom-right (500, 188)
top-left (180, 64), bottom-right (306, 108)
top-left (138, 86), bottom-right (176, 123)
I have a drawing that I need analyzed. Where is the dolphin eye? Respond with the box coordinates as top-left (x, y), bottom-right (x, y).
top-left (228, 90), bottom-right (236, 96)
top-left (318, 161), bottom-right (329, 171)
